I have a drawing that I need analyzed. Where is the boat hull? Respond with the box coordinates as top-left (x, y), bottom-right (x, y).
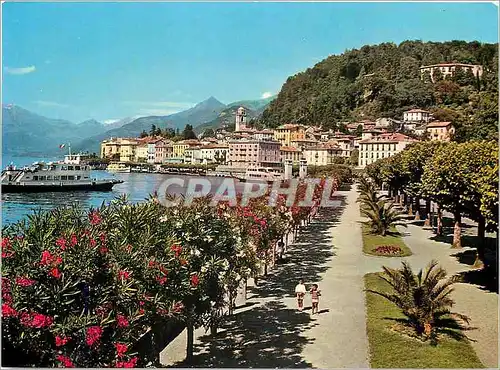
top-left (1, 180), bottom-right (123, 193)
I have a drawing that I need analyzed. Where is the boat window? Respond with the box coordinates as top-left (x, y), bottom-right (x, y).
top-left (46, 176), bottom-right (52, 180)
top-left (67, 175), bottom-right (75, 180)
top-left (84, 176), bottom-right (89, 179)
top-left (49, 165), bottom-right (56, 171)
top-left (75, 166), bottom-right (81, 170)
top-left (76, 175), bottom-right (81, 180)
top-left (61, 166), bottom-right (67, 171)
top-left (61, 176), bottom-right (68, 181)
top-left (67, 166), bottom-right (74, 171)
top-left (39, 176), bottom-right (46, 181)
top-left (53, 176), bottom-right (60, 180)
top-left (33, 176), bottom-right (38, 180)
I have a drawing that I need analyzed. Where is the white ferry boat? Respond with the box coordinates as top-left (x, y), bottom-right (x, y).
top-left (245, 166), bottom-right (284, 182)
top-left (107, 162), bottom-right (131, 173)
top-left (1, 159), bottom-right (123, 193)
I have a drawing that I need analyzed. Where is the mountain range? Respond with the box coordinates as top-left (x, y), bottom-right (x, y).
top-left (2, 96), bottom-right (274, 156)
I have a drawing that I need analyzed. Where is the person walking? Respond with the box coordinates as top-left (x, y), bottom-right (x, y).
top-left (295, 279), bottom-right (307, 311)
top-left (310, 284), bottom-right (321, 314)
top-left (276, 240), bottom-right (285, 262)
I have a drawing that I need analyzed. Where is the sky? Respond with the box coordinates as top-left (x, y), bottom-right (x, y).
top-left (2, 1), bottom-right (498, 124)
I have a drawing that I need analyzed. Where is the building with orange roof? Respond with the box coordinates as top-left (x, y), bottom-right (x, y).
top-left (358, 133), bottom-right (417, 168)
top-left (274, 124), bottom-right (306, 146)
top-left (280, 146), bottom-right (303, 165)
top-left (426, 121), bottom-right (455, 142)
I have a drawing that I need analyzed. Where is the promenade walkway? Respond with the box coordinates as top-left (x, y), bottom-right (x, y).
top-left (162, 185), bottom-right (497, 368)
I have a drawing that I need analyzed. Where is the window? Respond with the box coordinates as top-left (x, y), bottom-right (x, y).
top-left (40, 176), bottom-right (46, 181)
top-left (75, 166), bottom-right (81, 170)
top-left (61, 176), bottom-right (68, 181)
top-left (46, 176), bottom-right (53, 180)
top-left (54, 176), bottom-right (60, 180)
top-left (67, 166), bottom-right (74, 171)
top-left (33, 176), bottom-right (39, 181)
top-left (61, 166), bottom-right (67, 171)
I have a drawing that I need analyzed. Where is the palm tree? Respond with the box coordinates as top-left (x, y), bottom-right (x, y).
top-left (361, 199), bottom-right (406, 236)
top-left (367, 260), bottom-right (472, 343)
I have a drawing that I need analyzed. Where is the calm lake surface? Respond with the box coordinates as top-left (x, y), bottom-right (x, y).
top-left (1, 155), bottom-right (246, 225)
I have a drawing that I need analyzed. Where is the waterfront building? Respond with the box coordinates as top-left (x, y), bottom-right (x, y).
top-left (228, 139), bottom-right (281, 169)
top-left (280, 146), bottom-right (303, 165)
top-left (154, 140), bottom-right (174, 163)
top-left (172, 139), bottom-right (200, 161)
top-left (358, 133), bottom-right (417, 168)
top-left (303, 143), bottom-right (342, 166)
top-left (252, 129), bottom-right (274, 141)
top-left (135, 143), bottom-right (148, 162)
top-left (273, 124), bottom-right (306, 146)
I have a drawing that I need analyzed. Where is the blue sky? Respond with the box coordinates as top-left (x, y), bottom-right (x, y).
top-left (2, 1), bottom-right (498, 124)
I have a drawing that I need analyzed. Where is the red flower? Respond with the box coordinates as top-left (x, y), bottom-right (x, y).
top-left (99, 232), bottom-right (107, 243)
top-left (29, 313), bottom-right (54, 328)
top-left (173, 302), bottom-right (184, 313)
top-left (50, 268), bottom-right (62, 279)
top-left (138, 308), bottom-right (145, 315)
top-left (56, 237), bottom-right (67, 251)
top-left (116, 357), bottom-right (138, 368)
top-left (118, 270), bottom-right (131, 280)
top-left (126, 244), bottom-right (133, 252)
top-left (155, 276), bottom-right (167, 285)
top-left (56, 354), bottom-right (74, 368)
top-left (114, 342), bottom-right (128, 357)
top-left (16, 277), bottom-right (36, 287)
top-left (86, 326), bottom-right (103, 346)
top-left (1, 237), bottom-right (14, 258)
top-left (159, 265), bottom-right (168, 274)
top-left (40, 250), bottom-right (54, 265)
top-left (170, 244), bottom-right (182, 257)
top-left (148, 260), bottom-right (156, 268)
top-left (180, 259), bottom-right (188, 266)
top-left (117, 314), bottom-right (129, 328)
top-left (89, 211), bottom-right (102, 225)
top-left (69, 234), bottom-right (78, 247)
top-left (2, 304), bottom-right (17, 318)
top-left (99, 246), bottom-right (108, 254)
top-left (89, 238), bottom-right (97, 248)
top-left (190, 274), bottom-right (200, 287)
top-left (55, 335), bottom-right (70, 347)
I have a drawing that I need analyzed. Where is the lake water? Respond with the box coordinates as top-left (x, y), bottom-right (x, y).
top-left (1, 155), bottom-right (246, 225)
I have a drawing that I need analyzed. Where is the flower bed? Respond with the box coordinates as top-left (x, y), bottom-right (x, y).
top-left (373, 245), bottom-right (403, 256)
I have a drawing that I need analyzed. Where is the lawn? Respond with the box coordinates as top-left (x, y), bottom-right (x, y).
top-left (361, 223), bottom-right (412, 257)
top-left (364, 273), bottom-right (484, 368)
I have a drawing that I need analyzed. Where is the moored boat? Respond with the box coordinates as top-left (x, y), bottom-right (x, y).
top-left (107, 162), bottom-right (131, 173)
top-left (1, 160), bottom-right (123, 193)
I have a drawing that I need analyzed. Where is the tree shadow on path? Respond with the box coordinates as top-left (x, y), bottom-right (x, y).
top-left (255, 194), bottom-right (347, 300)
top-left (170, 300), bottom-right (317, 368)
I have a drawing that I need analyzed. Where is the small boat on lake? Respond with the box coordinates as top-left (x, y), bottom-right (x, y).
top-left (1, 160), bottom-right (123, 193)
top-left (107, 162), bottom-right (131, 173)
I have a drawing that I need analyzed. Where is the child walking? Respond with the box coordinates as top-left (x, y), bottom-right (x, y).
top-left (310, 284), bottom-right (321, 314)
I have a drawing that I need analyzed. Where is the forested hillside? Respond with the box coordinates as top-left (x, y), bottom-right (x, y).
top-left (260, 40), bottom-right (498, 141)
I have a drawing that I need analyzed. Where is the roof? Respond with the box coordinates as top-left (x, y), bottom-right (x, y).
top-left (359, 133), bottom-right (417, 144)
top-left (427, 121), bottom-right (452, 128)
top-left (176, 139), bottom-right (201, 146)
top-left (280, 146), bottom-right (301, 152)
top-left (276, 124), bottom-right (304, 130)
top-left (405, 109), bottom-right (430, 114)
top-left (254, 129), bottom-right (274, 134)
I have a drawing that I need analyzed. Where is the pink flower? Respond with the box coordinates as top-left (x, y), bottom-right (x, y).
top-left (55, 335), bottom-right (70, 347)
top-left (116, 357), bottom-right (138, 368)
top-left (89, 211), bottom-right (102, 225)
top-left (56, 237), bottom-right (67, 251)
top-left (89, 238), bottom-right (97, 248)
top-left (170, 244), bottom-right (182, 257)
top-left (114, 342), bottom-right (128, 357)
top-left (148, 260), bottom-right (157, 268)
top-left (85, 326), bottom-right (103, 346)
top-left (2, 303), bottom-right (17, 318)
top-left (155, 276), bottom-right (167, 285)
top-left (69, 234), bottom-right (78, 247)
top-left (118, 270), bottom-right (131, 280)
top-left (117, 314), bottom-right (129, 328)
top-left (139, 301), bottom-right (145, 306)
top-left (190, 274), bottom-right (200, 287)
top-left (173, 302), bottom-right (184, 313)
top-left (99, 246), bottom-right (108, 254)
top-left (1, 237), bottom-right (14, 258)
top-left (50, 268), bottom-right (62, 279)
top-left (15, 277), bottom-right (36, 287)
top-left (56, 354), bottom-right (74, 368)
top-left (30, 313), bottom-right (54, 328)
top-left (99, 233), bottom-right (107, 243)
top-left (40, 250), bottom-right (53, 266)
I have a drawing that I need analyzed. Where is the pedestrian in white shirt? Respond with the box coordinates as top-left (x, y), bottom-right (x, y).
top-left (295, 279), bottom-right (307, 311)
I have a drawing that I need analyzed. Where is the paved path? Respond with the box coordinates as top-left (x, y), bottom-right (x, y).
top-left (161, 185), bottom-right (497, 368)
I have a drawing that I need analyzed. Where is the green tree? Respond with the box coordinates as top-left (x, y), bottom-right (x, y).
top-left (149, 124), bottom-right (157, 136)
top-left (140, 130), bottom-right (148, 138)
top-left (182, 124), bottom-right (197, 140)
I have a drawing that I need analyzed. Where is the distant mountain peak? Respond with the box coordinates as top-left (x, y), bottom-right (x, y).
top-left (78, 119), bottom-right (102, 126)
top-left (195, 96), bottom-right (225, 109)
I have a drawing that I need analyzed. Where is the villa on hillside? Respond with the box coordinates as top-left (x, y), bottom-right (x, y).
top-left (426, 121), bottom-right (455, 142)
top-left (419, 63), bottom-right (483, 82)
